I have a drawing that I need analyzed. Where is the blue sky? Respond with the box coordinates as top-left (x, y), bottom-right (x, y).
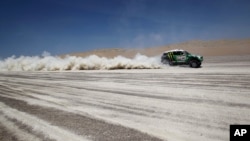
top-left (1, 0), bottom-right (250, 58)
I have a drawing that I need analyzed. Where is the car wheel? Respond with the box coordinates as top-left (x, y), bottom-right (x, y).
top-left (161, 59), bottom-right (168, 64)
top-left (169, 61), bottom-right (174, 66)
top-left (189, 60), bottom-right (200, 68)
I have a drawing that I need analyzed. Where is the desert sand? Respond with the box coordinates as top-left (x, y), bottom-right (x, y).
top-left (0, 39), bottom-right (250, 141)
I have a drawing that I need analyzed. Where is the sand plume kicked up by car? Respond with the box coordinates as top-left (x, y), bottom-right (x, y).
top-left (0, 53), bottom-right (162, 71)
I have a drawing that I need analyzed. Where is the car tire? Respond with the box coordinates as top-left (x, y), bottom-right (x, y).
top-left (169, 61), bottom-right (174, 66)
top-left (161, 59), bottom-right (168, 64)
top-left (189, 60), bottom-right (200, 68)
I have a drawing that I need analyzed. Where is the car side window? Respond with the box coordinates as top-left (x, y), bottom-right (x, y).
top-left (173, 51), bottom-right (178, 55)
top-left (174, 51), bottom-right (183, 55)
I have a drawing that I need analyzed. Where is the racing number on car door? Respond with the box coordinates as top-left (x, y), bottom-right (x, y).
top-left (177, 55), bottom-right (186, 61)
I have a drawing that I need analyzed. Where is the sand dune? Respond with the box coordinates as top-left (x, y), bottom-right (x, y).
top-left (64, 38), bottom-right (250, 58)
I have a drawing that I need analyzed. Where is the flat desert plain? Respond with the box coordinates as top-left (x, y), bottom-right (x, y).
top-left (0, 39), bottom-right (250, 141)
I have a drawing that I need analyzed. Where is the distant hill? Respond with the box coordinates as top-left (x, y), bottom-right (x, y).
top-left (62, 38), bottom-right (250, 58)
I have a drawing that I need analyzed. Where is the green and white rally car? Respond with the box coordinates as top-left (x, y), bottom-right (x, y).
top-left (161, 49), bottom-right (203, 68)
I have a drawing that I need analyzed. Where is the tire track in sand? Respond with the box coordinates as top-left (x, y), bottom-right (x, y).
top-left (0, 96), bottom-right (163, 141)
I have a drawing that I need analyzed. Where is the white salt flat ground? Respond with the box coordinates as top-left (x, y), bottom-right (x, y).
top-left (0, 55), bottom-right (250, 141)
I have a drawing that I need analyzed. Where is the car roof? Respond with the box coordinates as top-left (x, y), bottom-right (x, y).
top-left (164, 49), bottom-right (185, 53)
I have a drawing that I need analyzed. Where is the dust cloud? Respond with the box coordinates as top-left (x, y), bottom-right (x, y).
top-left (0, 53), bottom-right (162, 71)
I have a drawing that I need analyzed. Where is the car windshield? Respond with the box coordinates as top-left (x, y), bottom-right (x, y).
top-left (184, 51), bottom-right (190, 55)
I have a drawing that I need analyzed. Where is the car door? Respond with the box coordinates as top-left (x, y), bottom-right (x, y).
top-left (176, 51), bottom-right (186, 62)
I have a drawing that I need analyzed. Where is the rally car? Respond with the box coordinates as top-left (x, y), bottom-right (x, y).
top-left (161, 49), bottom-right (203, 68)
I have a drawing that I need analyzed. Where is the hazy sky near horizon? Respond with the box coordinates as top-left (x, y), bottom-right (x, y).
top-left (1, 0), bottom-right (250, 58)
